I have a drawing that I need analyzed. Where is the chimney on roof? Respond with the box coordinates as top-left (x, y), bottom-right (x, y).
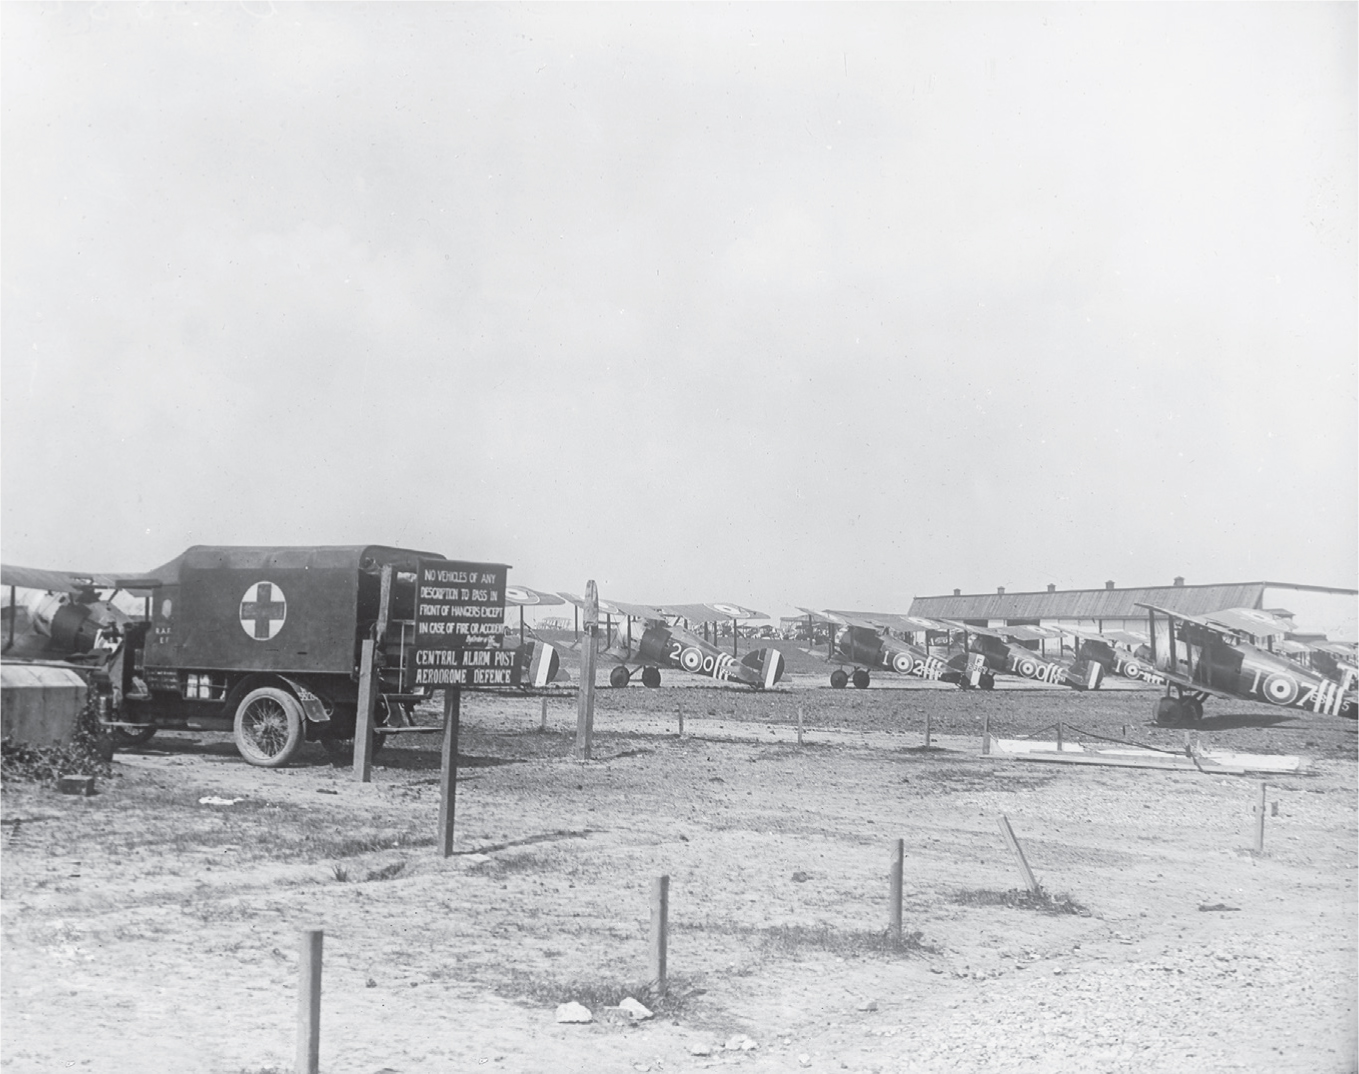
top-left (1047, 583), bottom-right (1056, 593)
top-left (953, 589), bottom-right (960, 597)
top-left (1173, 576), bottom-right (1185, 587)
top-left (1105, 580), bottom-right (1115, 590)
top-left (997, 586), bottom-right (1005, 595)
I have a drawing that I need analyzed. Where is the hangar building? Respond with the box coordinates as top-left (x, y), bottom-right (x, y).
top-left (908, 578), bottom-right (1358, 652)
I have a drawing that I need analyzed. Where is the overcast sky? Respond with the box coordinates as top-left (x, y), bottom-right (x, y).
top-left (3, 3), bottom-right (1355, 627)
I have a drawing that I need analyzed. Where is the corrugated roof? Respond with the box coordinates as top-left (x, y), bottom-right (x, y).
top-left (909, 583), bottom-right (1269, 621)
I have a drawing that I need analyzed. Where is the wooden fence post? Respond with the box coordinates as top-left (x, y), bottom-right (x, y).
top-left (982, 713), bottom-right (991, 755)
top-left (296, 928), bottom-right (323, 1074)
top-left (437, 687), bottom-right (461, 858)
top-left (576, 581), bottom-right (598, 761)
top-left (677, 698), bottom-right (684, 737)
top-left (889, 839), bottom-right (904, 939)
top-left (796, 705), bottom-right (804, 746)
top-left (1254, 781), bottom-right (1267, 854)
top-left (997, 814), bottom-right (1041, 894)
top-left (924, 710), bottom-right (932, 749)
top-left (650, 875), bottom-right (670, 994)
top-left (1055, 721), bottom-right (1063, 752)
top-left (540, 695), bottom-right (548, 733)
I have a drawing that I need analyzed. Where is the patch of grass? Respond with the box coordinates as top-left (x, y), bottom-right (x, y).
top-left (330, 863), bottom-right (349, 882)
top-left (953, 887), bottom-right (1090, 916)
top-left (364, 860), bottom-right (407, 882)
top-left (493, 968), bottom-right (697, 1018)
top-left (687, 921), bottom-right (937, 960)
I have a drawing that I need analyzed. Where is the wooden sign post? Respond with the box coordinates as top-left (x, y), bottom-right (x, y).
top-left (412, 559), bottom-right (509, 854)
top-left (576, 580), bottom-right (598, 761)
top-left (650, 874), bottom-right (670, 994)
top-left (438, 687), bottom-right (461, 858)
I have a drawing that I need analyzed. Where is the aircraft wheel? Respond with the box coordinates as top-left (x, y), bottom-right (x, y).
top-left (609, 665), bottom-right (632, 689)
top-left (1154, 696), bottom-right (1181, 726)
top-left (233, 687), bottom-right (305, 768)
top-left (641, 666), bottom-right (661, 689)
top-left (979, 673), bottom-right (996, 691)
top-left (852, 669), bottom-right (871, 689)
top-left (830, 669), bottom-right (849, 689)
top-left (112, 725), bottom-right (157, 750)
top-left (1184, 697), bottom-right (1204, 721)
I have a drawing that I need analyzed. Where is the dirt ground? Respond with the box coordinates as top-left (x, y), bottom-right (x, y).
top-left (3, 678), bottom-right (1356, 1074)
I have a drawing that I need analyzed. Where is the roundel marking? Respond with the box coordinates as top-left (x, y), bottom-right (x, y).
top-left (504, 586), bottom-right (539, 605)
top-left (709, 603), bottom-right (747, 618)
top-left (240, 581), bottom-right (287, 640)
top-left (680, 647), bottom-right (704, 673)
top-left (1262, 672), bottom-right (1299, 706)
top-left (1122, 659), bottom-right (1142, 679)
top-left (1016, 658), bottom-right (1038, 678)
top-left (891, 651), bottom-right (914, 674)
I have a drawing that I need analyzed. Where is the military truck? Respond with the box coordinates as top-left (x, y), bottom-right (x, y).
top-left (5, 545), bottom-right (559, 767)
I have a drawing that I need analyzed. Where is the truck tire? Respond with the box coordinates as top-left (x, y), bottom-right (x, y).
top-left (233, 687), bottom-right (305, 767)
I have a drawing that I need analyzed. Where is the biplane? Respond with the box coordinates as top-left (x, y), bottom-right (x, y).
top-left (559, 595), bottom-right (785, 689)
top-left (797, 608), bottom-right (968, 689)
top-left (1049, 623), bottom-right (1166, 685)
top-left (943, 622), bottom-right (1105, 691)
top-left (1138, 603), bottom-right (1357, 723)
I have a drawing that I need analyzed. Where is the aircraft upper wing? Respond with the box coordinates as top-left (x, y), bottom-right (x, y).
top-left (1202, 607), bottom-right (1293, 638)
top-left (1, 564), bottom-right (163, 593)
top-left (1137, 603), bottom-right (1293, 640)
top-left (503, 585), bottom-right (565, 607)
top-left (557, 593), bottom-right (668, 621)
top-left (823, 610), bottom-right (944, 633)
top-left (659, 602), bottom-right (766, 622)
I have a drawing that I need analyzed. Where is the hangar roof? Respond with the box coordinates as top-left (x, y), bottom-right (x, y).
top-left (908, 582), bottom-right (1276, 621)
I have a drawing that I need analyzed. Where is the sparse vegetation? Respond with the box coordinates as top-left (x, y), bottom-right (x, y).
top-left (952, 887), bottom-right (1091, 916)
top-left (493, 968), bottom-right (697, 1017)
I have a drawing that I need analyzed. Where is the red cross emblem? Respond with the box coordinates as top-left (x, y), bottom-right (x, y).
top-left (239, 581), bottom-right (287, 640)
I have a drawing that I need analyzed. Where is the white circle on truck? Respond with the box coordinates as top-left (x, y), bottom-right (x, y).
top-left (240, 581), bottom-right (288, 640)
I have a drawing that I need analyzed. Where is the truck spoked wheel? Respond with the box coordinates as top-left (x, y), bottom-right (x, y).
top-left (233, 687), bottom-right (305, 767)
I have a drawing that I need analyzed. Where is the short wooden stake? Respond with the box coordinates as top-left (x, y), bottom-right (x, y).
top-left (539, 696), bottom-right (548, 733)
top-left (1121, 723), bottom-right (1128, 741)
top-left (650, 875), bottom-right (670, 993)
top-left (437, 687), bottom-right (461, 858)
top-left (997, 814), bottom-right (1041, 895)
top-left (981, 713), bottom-right (991, 755)
top-left (1254, 781), bottom-right (1267, 854)
top-left (1055, 721), bottom-right (1063, 752)
top-left (796, 705), bottom-right (804, 746)
top-left (296, 928), bottom-right (323, 1074)
top-left (889, 839), bottom-right (904, 939)
top-left (924, 710), bottom-right (932, 749)
top-left (677, 698), bottom-right (685, 736)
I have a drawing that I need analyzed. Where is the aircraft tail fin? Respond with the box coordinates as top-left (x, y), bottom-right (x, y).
top-left (513, 640), bottom-right (561, 687)
top-left (740, 646), bottom-right (786, 688)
